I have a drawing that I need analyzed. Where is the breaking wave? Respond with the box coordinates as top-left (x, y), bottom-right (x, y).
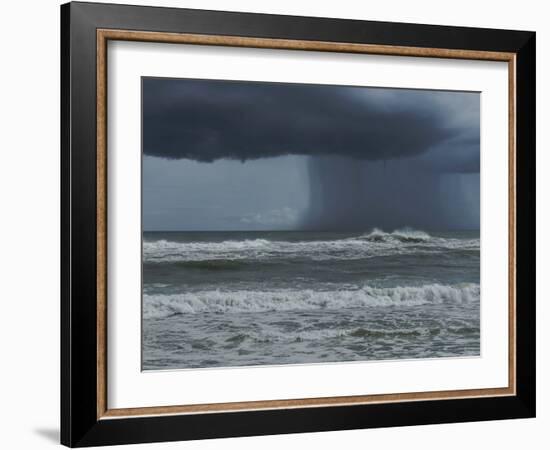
top-left (143, 229), bottom-right (479, 263)
top-left (358, 228), bottom-right (432, 243)
top-left (143, 283), bottom-right (480, 319)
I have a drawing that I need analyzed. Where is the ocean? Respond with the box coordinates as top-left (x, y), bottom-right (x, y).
top-left (142, 229), bottom-right (480, 370)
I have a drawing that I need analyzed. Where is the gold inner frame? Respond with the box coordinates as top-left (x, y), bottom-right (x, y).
top-left (96, 28), bottom-right (517, 420)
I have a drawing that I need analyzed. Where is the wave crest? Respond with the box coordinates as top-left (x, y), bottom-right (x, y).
top-left (359, 228), bottom-right (432, 243)
top-left (143, 230), bottom-right (479, 263)
top-left (143, 283), bottom-right (480, 319)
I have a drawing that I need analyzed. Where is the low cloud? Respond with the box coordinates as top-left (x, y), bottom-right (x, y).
top-left (143, 77), bottom-right (479, 172)
top-left (240, 207), bottom-right (299, 227)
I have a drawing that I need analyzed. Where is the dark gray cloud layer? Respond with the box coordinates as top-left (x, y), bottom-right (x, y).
top-left (143, 77), bottom-right (479, 169)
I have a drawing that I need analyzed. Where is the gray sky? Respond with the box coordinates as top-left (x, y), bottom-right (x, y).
top-left (142, 77), bottom-right (479, 231)
top-left (143, 155), bottom-right (309, 231)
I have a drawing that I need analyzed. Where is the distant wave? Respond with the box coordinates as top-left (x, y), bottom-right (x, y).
top-left (358, 228), bottom-right (431, 243)
top-left (143, 283), bottom-right (480, 319)
top-left (143, 229), bottom-right (479, 263)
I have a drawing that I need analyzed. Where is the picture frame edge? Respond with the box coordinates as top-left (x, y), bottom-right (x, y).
top-left (60, 2), bottom-right (536, 447)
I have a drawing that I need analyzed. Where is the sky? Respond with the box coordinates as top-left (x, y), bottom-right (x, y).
top-left (142, 77), bottom-right (480, 231)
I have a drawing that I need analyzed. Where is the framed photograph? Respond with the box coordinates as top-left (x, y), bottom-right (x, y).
top-left (61, 2), bottom-right (536, 447)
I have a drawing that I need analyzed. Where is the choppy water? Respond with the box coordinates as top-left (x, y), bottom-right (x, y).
top-left (142, 229), bottom-right (480, 370)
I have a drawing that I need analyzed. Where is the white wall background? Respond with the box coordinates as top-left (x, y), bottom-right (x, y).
top-left (0, 0), bottom-right (546, 448)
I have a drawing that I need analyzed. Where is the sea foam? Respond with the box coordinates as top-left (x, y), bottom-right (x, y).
top-left (143, 230), bottom-right (479, 263)
top-left (143, 283), bottom-right (480, 319)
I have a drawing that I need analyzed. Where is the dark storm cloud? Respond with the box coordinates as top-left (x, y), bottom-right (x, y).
top-left (418, 133), bottom-right (480, 174)
top-left (143, 77), bottom-right (478, 167)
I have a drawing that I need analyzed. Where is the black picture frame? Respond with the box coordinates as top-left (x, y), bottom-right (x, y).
top-left (61, 1), bottom-right (536, 447)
